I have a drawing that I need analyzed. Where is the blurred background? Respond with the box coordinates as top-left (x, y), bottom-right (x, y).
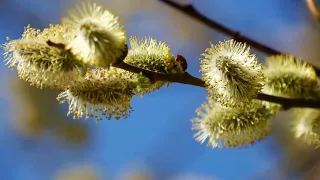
top-left (1, 0), bottom-right (320, 179)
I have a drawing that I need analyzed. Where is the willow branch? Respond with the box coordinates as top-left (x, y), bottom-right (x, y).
top-left (306, 0), bottom-right (320, 23)
top-left (114, 62), bottom-right (204, 87)
top-left (45, 35), bottom-right (320, 110)
top-left (114, 61), bottom-right (320, 109)
top-left (158, 0), bottom-right (320, 76)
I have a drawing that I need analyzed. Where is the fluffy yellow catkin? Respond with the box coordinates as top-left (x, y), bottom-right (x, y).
top-left (125, 36), bottom-right (183, 95)
top-left (264, 54), bottom-right (320, 99)
top-left (2, 24), bottom-right (80, 90)
top-left (192, 99), bottom-right (275, 148)
top-left (291, 108), bottom-right (320, 147)
top-left (62, 2), bottom-right (127, 68)
top-left (200, 40), bottom-right (264, 107)
top-left (57, 67), bottom-right (136, 122)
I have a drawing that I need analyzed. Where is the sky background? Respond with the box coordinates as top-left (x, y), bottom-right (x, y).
top-left (1, 0), bottom-right (320, 180)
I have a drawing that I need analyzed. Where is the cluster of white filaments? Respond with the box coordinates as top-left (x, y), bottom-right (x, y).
top-left (200, 40), bottom-right (264, 107)
top-left (125, 37), bottom-right (181, 95)
top-left (264, 54), bottom-right (319, 99)
top-left (191, 99), bottom-right (274, 148)
top-left (62, 2), bottom-right (127, 68)
top-left (126, 37), bottom-right (176, 73)
top-left (39, 24), bottom-right (76, 44)
top-left (291, 108), bottom-right (320, 146)
top-left (57, 68), bottom-right (135, 122)
top-left (2, 24), bottom-right (79, 89)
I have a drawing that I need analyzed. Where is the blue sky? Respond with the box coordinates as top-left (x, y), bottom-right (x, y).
top-left (0, 0), bottom-right (318, 180)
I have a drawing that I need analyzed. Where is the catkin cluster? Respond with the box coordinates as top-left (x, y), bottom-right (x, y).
top-left (193, 42), bottom-right (320, 148)
top-left (2, 2), bottom-right (183, 122)
top-left (2, 2), bottom-right (320, 149)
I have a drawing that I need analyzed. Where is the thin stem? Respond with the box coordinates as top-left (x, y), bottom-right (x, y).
top-left (114, 61), bottom-right (205, 87)
top-left (306, 0), bottom-right (320, 23)
top-left (114, 61), bottom-right (320, 109)
top-left (158, 0), bottom-right (320, 76)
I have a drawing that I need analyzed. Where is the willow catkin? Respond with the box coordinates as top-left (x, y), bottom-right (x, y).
top-left (62, 2), bottom-right (127, 68)
top-left (200, 40), bottom-right (264, 107)
top-left (192, 99), bottom-right (274, 148)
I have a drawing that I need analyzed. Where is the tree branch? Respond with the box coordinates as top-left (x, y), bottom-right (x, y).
top-left (306, 0), bottom-right (320, 23)
top-left (158, 0), bottom-right (320, 76)
top-left (46, 31), bottom-right (320, 110)
top-left (114, 61), bottom-right (320, 109)
top-left (114, 62), bottom-right (204, 87)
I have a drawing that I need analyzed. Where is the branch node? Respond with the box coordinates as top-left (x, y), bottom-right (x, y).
top-left (142, 72), bottom-right (157, 84)
top-left (113, 44), bottom-right (128, 66)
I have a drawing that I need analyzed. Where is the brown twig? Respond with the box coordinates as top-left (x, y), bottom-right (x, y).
top-left (114, 61), bottom-right (205, 87)
top-left (46, 40), bottom-right (66, 49)
top-left (306, 0), bottom-right (320, 23)
top-left (111, 43), bottom-right (320, 109)
top-left (114, 60), bottom-right (320, 109)
top-left (158, 0), bottom-right (320, 76)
